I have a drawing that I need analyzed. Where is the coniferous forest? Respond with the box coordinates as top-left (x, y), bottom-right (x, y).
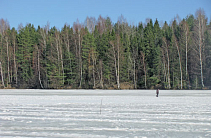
top-left (0, 8), bottom-right (211, 89)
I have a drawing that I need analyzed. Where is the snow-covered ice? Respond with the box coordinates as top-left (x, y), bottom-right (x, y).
top-left (0, 89), bottom-right (211, 138)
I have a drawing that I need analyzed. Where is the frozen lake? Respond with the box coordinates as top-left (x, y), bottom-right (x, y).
top-left (0, 89), bottom-right (211, 138)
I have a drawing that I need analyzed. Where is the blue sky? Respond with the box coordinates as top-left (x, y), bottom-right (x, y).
top-left (1, 0), bottom-right (211, 29)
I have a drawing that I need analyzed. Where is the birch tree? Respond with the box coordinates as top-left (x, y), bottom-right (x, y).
top-left (180, 20), bottom-right (190, 88)
top-left (55, 28), bottom-right (64, 85)
top-left (194, 8), bottom-right (207, 88)
top-left (110, 34), bottom-right (121, 89)
top-left (0, 62), bottom-right (5, 88)
top-left (73, 20), bottom-right (83, 88)
top-left (11, 28), bottom-right (18, 85)
top-left (0, 19), bottom-right (10, 86)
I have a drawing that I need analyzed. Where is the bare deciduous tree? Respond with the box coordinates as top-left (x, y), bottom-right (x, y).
top-left (110, 35), bottom-right (121, 89)
top-left (73, 20), bottom-right (83, 88)
top-left (194, 8), bottom-right (207, 88)
top-left (0, 19), bottom-right (10, 87)
top-left (97, 15), bottom-right (106, 35)
top-left (180, 20), bottom-right (190, 87)
top-left (162, 37), bottom-right (171, 89)
top-left (85, 16), bottom-right (96, 33)
top-left (11, 28), bottom-right (18, 85)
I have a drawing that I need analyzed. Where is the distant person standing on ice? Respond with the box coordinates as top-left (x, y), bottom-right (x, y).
top-left (156, 89), bottom-right (159, 97)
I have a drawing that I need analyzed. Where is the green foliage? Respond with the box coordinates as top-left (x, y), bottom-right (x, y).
top-left (17, 24), bottom-right (37, 84)
top-left (82, 30), bottom-right (97, 88)
top-left (0, 10), bottom-right (211, 89)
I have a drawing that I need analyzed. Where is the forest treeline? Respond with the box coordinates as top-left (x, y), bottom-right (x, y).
top-left (0, 8), bottom-right (211, 89)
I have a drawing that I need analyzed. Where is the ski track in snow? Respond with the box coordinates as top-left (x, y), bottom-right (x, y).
top-left (0, 90), bottom-right (211, 138)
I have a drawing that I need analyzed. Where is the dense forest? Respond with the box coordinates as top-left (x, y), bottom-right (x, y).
top-left (0, 8), bottom-right (211, 89)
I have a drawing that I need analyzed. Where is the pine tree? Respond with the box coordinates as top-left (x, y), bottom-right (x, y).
top-left (82, 28), bottom-right (97, 88)
top-left (152, 19), bottom-right (162, 88)
top-left (17, 24), bottom-right (37, 87)
top-left (143, 19), bottom-right (155, 88)
top-left (61, 25), bottom-right (76, 87)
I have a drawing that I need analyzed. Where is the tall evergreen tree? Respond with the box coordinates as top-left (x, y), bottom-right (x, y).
top-left (17, 24), bottom-right (37, 87)
top-left (82, 28), bottom-right (97, 88)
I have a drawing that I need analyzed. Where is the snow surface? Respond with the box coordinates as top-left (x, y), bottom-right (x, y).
top-left (0, 89), bottom-right (211, 138)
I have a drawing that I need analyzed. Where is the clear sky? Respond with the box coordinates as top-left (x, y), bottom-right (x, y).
top-left (1, 0), bottom-right (211, 29)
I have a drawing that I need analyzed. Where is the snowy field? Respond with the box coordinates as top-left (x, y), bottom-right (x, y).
top-left (0, 89), bottom-right (211, 138)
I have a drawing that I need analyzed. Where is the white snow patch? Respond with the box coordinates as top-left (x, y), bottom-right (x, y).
top-left (0, 89), bottom-right (211, 137)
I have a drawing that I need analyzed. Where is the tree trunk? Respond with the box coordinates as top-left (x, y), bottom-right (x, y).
top-left (185, 28), bottom-right (191, 88)
top-left (164, 62), bottom-right (166, 83)
top-left (163, 38), bottom-right (171, 89)
top-left (141, 52), bottom-right (147, 89)
top-left (79, 34), bottom-right (83, 88)
top-left (6, 37), bottom-right (10, 85)
top-left (198, 18), bottom-right (204, 88)
top-left (183, 22), bottom-right (191, 89)
top-left (144, 63), bottom-right (147, 89)
top-left (117, 37), bottom-right (120, 89)
top-left (0, 62), bottom-right (5, 88)
top-left (173, 34), bottom-right (183, 89)
top-left (99, 60), bottom-right (104, 88)
top-left (133, 59), bottom-right (137, 89)
top-left (196, 75), bottom-right (198, 89)
top-left (185, 25), bottom-right (188, 79)
top-left (55, 34), bottom-right (60, 76)
top-left (195, 9), bottom-right (206, 88)
top-left (37, 46), bottom-right (43, 88)
top-left (166, 48), bottom-right (171, 89)
top-left (66, 33), bottom-right (72, 84)
top-left (92, 57), bottom-right (96, 88)
top-left (112, 43), bottom-right (118, 88)
top-left (111, 39), bottom-right (120, 89)
top-left (13, 40), bottom-right (18, 85)
top-left (40, 28), bottom-right (48, 88)
top-left (59, 40), bottom-right (64, 85)
top-left (161, 48), bottom-right (167, 86)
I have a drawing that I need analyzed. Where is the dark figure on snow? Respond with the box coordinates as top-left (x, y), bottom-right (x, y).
top-left (156, 89), bottom-right (159, 97)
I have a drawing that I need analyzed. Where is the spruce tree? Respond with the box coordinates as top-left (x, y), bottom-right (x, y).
top-left (17, 24), bottom-right (37, 87)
